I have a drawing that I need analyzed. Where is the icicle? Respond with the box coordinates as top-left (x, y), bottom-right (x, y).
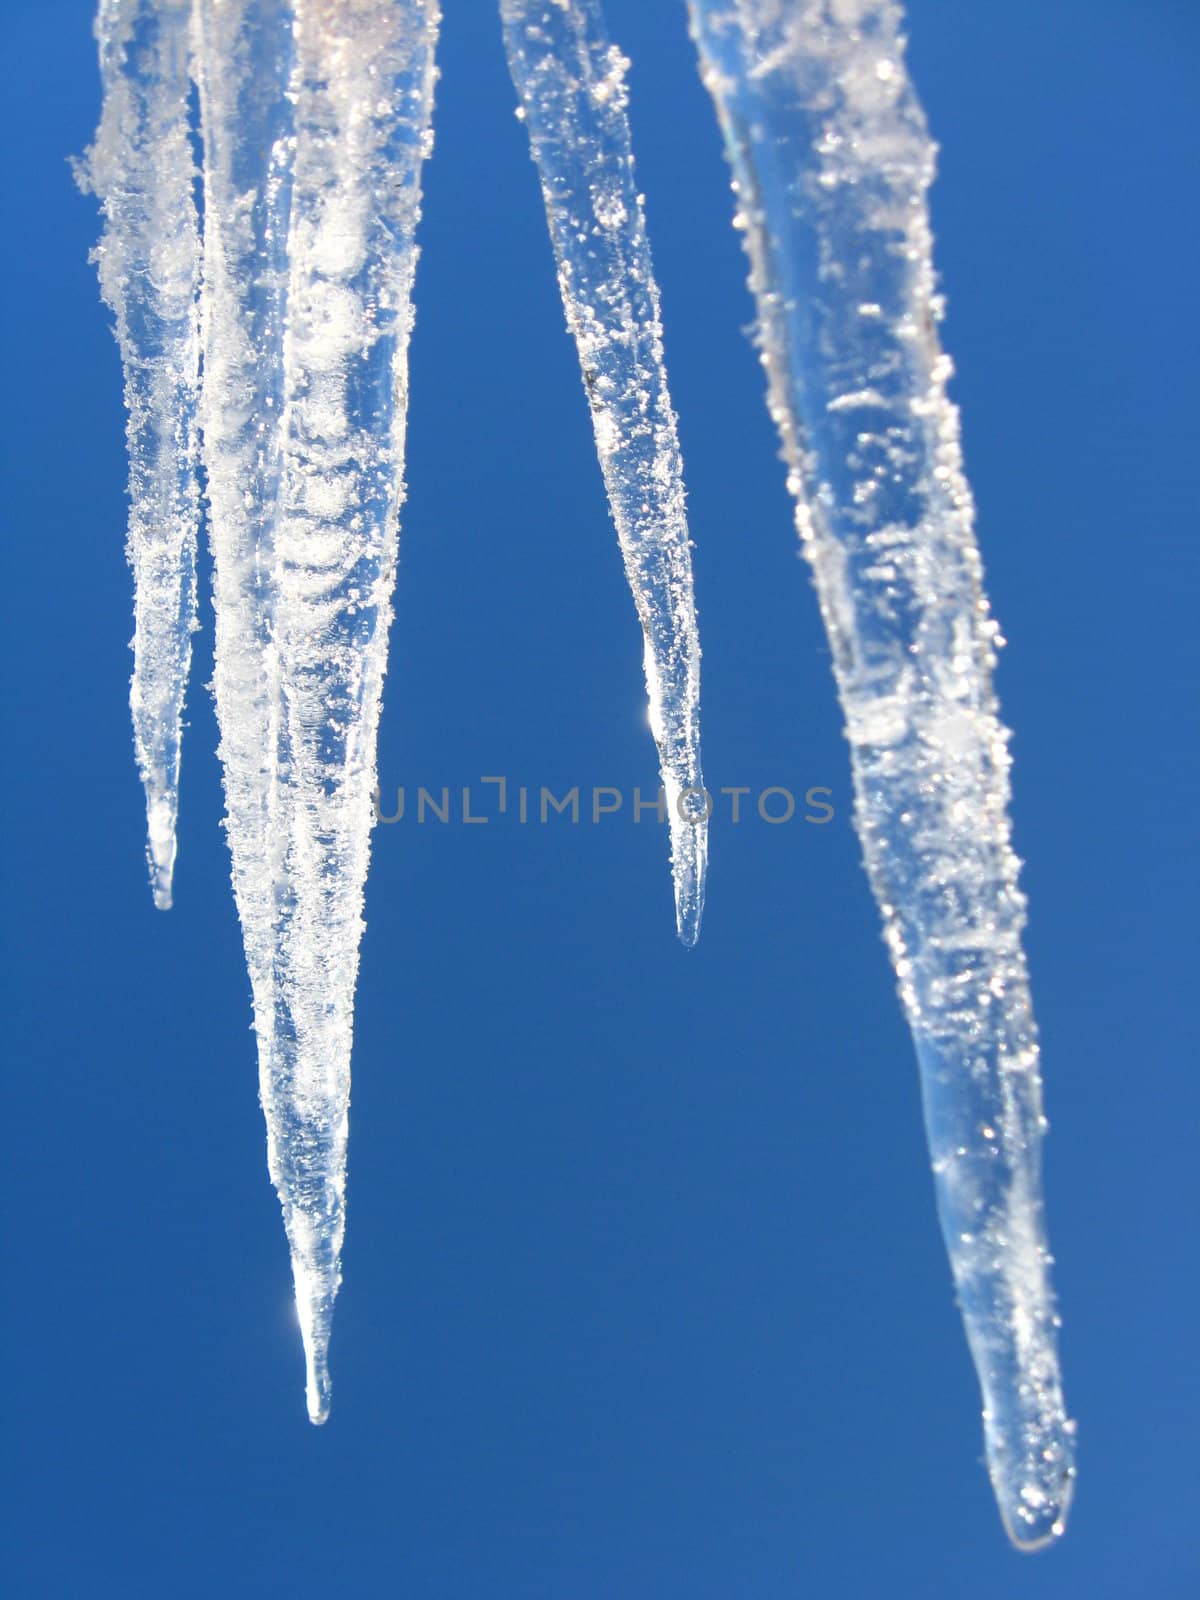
top-left (269, 0), bottom-right (440, 1424)
top-left (194, 0), bottom-right (441, 1425)
top-left (500, 0), bottom-right (707, 946)
top-left (80, 0), bottom-right (201, 910)
top-left (688, 0), bottom-right (1074, 1548)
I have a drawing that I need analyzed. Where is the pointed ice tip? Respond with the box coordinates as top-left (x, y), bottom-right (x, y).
top-left (676, 895), bottom-right (702, 948)
top-left (671, 811), bottom-right (707, 948)
top-left (304, 1345), bottom-right (332, 1426)
top-left (998, 1470), bottom-right (1075, 1553)
top-left (294, 1256), bottom-right (337, 1426)
top-left (149, 864), bottom-right (174, 912)
top-left (145, 796), bottom-right (177, 910)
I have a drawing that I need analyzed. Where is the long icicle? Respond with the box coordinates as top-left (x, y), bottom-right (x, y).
top-left (195, 0), bottom-right (441, 1424)
top-left (81, 0), bottom-right (201, 910)
top-left (688, 0), bottom-right (1074, 1547)
top-left (501, 0), bottom-right (707, 945)
top-left (265, 0), bottom-right (440, 1423)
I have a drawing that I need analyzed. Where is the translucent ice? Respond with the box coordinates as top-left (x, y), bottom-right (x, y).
top-left (193, 0), bottom-right (440, 1422)
top-left (688, 0), bottom-right (1075, 1547)
top-left (80, 0), bottom-right (201, 910)
top-left (502, 0), bottom-right (707, 944)
top-left (83, 2), bottom-right (1072, 1519)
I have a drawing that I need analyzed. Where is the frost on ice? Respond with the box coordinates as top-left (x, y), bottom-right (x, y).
top-left (197, 0), bottom-right (440, 1424)
top-left (83, 0), bottom-right (705, 1429)
top-left (85, 0), bottom-right (441, 1424)
top-left (84, 0), bottom-right (1072, 1542)
top-left (79, 0), bottom-right (201, 911)
top-left (688, 0), bottom-right (1074, 1548)
top-left (501, 0), bottom-right (707, 945)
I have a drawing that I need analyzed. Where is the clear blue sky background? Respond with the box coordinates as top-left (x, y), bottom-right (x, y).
top-left (2, 2), bottom-right (1197, 1594)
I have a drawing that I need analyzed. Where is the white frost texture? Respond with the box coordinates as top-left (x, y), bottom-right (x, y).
top-left (80, 0), bottom-right (201, 911)
top-left (86, 0), bottom-right (441, 1424)
top-left (688, 0), bottom-right (1074, 1549)
top-left (83, 0), bottom-right (1072, 1546)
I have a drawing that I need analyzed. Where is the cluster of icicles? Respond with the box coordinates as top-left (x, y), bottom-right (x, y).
top-left (82, 0), bottom-right (1074, 1550)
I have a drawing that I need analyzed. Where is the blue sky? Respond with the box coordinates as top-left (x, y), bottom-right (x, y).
top-left (2, 1), bottom-right (1197, 1595)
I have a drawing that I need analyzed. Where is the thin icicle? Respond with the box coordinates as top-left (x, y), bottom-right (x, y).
top-left (80, 0), bottom-right (200, 910)
top-left (194, 0), bottom-right (441, 1425)
top-left (688, 0), bottom-right (1074, 1547)
top-left (501, 0), bottom-right (707, 946)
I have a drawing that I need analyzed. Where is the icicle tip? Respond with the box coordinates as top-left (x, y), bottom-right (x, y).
top-left (999, 1500), bottom-right (1071, 1554)
top-left (305, 1360), bottom-right (332, 1427)
top-left (146, 797), bottom-right (177, 911)
top-left (294, 1256), bottom-right (336, 1425)
top-left (300, 1322), bottom-right (333, 1426)
top-left (996, 1465), bottom-right (1076, 1553)
top-left (672, 819), bottom-right (707, 948)
top-left (149, 872), bottom-right (174, 913)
